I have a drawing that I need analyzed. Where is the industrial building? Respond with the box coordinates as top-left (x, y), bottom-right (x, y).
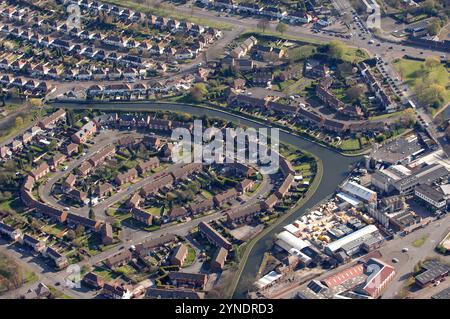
top-left (275, 231), bottom-right (312, 265)
top-left (340, 181), bottom-right (377, 204)
top-left (368, 134), bottom-right (425, 166)
top-left (414, 184), bottom-right (447, 210)
top-left (371, 163), bottom-right (449, 195)
top-left (324, 225), bottom-right (383, 258)
top-left (415, 260), bottom-right (450, 287)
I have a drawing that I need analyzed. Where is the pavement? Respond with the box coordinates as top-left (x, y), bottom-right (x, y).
top-left (38, 129), bottom-right (139, 219)
top-left (0, 240), bottom-right (95, 299)
top-left (2, 122), bottom-right (276, 298)
top-left (380, 213), bottom-right (450, 299)
top-left (256, 213), bottom-right (450, 299)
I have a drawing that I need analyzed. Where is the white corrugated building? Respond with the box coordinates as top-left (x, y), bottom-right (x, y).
top-left (324, 224), bottom-right (379, 255)
top-left (341, 181), bottom-right (377, 203)
top-left (254, 271), bottom-right (283, 290)
top-left (275, 231), bottom-right (310, 252)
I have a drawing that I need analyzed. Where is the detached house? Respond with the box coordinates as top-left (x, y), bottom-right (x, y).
top-left (131, 207), bottom-right (153, 226)
top-left (175, 48), bottom-right (194, 60)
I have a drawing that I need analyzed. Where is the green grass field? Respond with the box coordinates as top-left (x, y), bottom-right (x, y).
top-left (412, 235), bottom-right (429, 248)
top-left (338, 138), bottom-right (361, 151)
top-left (394, 58), bottom-right (450, 108)
top-left (0, 252), bottom-right (38, 293)
top-left (0, 198), bottom-right (26, 215)
top-left (183, 245), bottom-right (196, 267)
top-left (342, 48), bottom-right (369, 63)
top-left (146, 206), bottom-right (163, 216)
top-left (369, 109), bottom-right (406, 121)
top-left (105, 0), bottom-right (232, 30)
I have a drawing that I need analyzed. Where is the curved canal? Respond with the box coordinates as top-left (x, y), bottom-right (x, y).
top-left (50, 100), bottom-right (361, 298)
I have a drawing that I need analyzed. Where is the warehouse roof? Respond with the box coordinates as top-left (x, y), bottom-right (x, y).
top-left (341, 181), bottom-right (376, 202)
top-left (275, 231), bottom-right (310, 252)
top-left (325, 225), bottom-right (379, 254)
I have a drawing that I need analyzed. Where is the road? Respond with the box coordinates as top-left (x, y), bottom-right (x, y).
top-left (38, 129), bottom-right (138, 219)
top-left (171, 3), bottom-right (441, 60)
top-left (77, 164), bottom-right (273, 267)
top-left (380, 213), bottom-right (450, 299)
top-left (0, 240), bottom-right (94, 299)
top-left (266, 213), bottom-right (450, 299)
top-left (44, 22), bottom-right (244, 99)
top-left (3, 109), bottom-right (276, 298)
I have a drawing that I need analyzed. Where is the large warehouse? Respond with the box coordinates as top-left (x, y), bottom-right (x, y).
top-left (276, 231), bottom-right (311, 252)
top-left (340, 181), bottom-right (377, 204)
top-left (324, 225), bottom-right (381, 256)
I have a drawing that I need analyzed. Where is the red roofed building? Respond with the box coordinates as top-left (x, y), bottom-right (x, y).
top-left (321, 263), bottom-right (364, 288)
top-left (360, 258), bottom-right (395, 298)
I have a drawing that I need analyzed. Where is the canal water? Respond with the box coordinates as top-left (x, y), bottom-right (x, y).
top-left (52, 101), bottom-right (361, 298)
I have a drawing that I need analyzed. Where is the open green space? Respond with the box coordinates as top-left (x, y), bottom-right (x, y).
top-left (146, 206), bottom-right (163, 216)
top-left (0, 252), bottom-right (38, 293)
top-left (183, 245), bottom-right (196, 267)
top-left (394, 57), bottom-right (450, 113)
top-left (412, 234), bottom-right (429, 248)
top-left (106, 0), bottom-right (232, 30)
top-left (0, 198), bottom-right (26, 215)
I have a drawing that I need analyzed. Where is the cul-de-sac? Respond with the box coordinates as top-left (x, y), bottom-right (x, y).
top-left (0, 0), bottom-right (449, 301)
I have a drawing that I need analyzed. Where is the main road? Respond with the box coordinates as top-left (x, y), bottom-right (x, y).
top-left (49, 100), bottom-right (360, 298)
top-left (166, 2), bottom-right (442, 60)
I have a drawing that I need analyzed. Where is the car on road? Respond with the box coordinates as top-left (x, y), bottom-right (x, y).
top-left (392, 258), bottom-right (399, 263)
top-left (402, 248), bottom-right (409, 253)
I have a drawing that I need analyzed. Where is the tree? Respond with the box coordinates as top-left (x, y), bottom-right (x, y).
top-left (346, 85), bottom-right (366, 102)
top-left (276, 22), bottom-right (288, 34)
top-left (15, 116), bottom-right (24, 128)
top-left (188, 83), bottom-right (208, 102)
top-left (427, 18), bottom-right (441, 36)
top-left (337, 62), bottom-right (354, 78)
top-left (257, 19), bottom-right (270, 33)
top-left (326, 40), bottom-right (347, 60)
top-left (424, 56), bottom-right (440, 70)
top-left (75, 224), bottom-right (85, 237)
top-left (72, 238), bottom-right (83, 248)
top-left (400, 108), bottom-right (417, 127)
top-left (66, 230), bottom-right (76, 241)
top-left (417, 83), bottom-right (445, 109)
top-left (342, 12), bottom-right (353, 25)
